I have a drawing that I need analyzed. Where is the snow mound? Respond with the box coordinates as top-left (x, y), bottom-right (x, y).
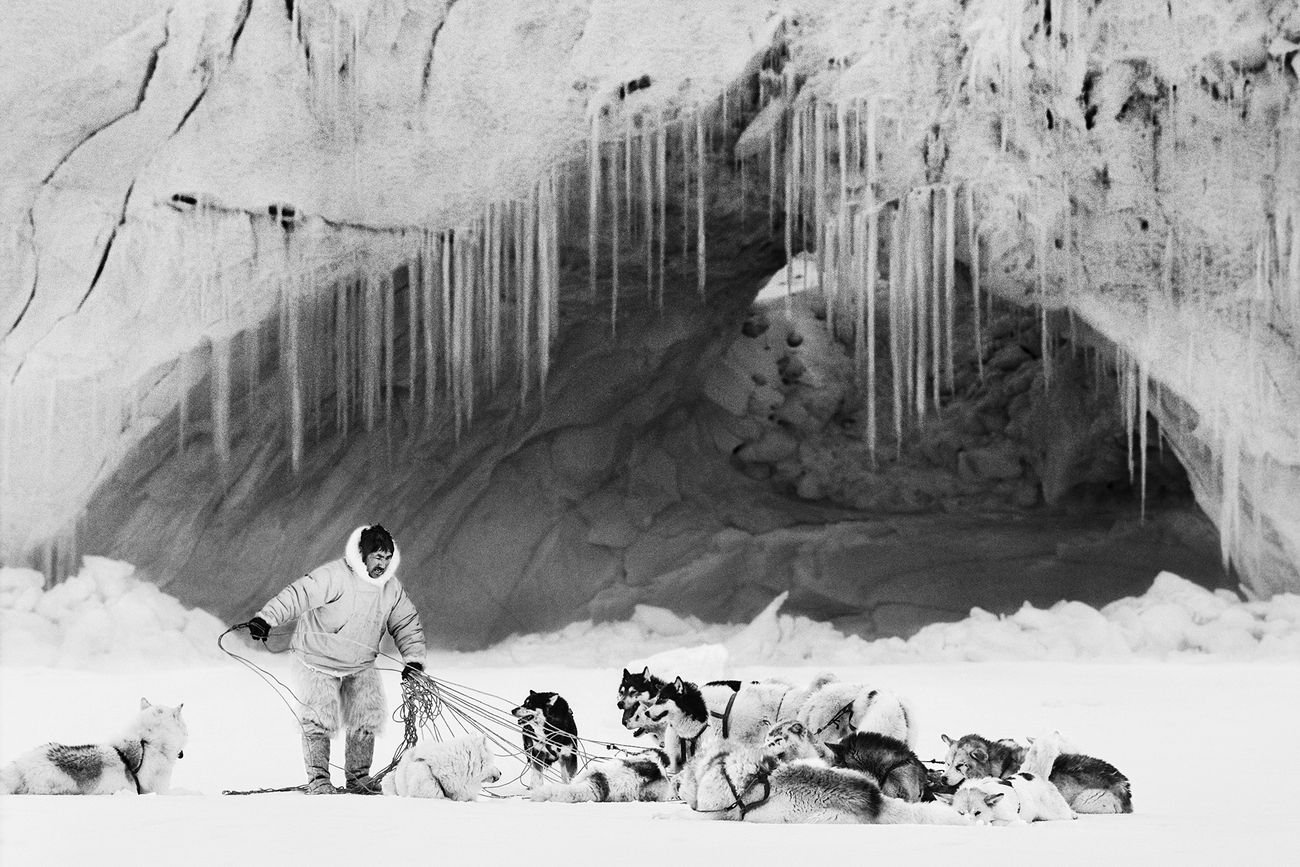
top-left (0, 557), bottom-right (227, 669)
top-left (475, 572), bottom-right (1300, 668)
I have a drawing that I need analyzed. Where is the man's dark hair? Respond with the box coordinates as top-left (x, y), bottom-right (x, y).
top-left (358, 524), bottom-right (395, 558)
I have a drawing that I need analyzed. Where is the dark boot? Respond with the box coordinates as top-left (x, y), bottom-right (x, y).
top-left (302, 731), bottom-right (339, 794)
top-left (344, 727), bottom-right (380, 794)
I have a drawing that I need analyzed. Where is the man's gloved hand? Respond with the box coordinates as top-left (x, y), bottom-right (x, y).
top-left (245, 616), bottom-right (271, 642)
top-left (401, 661), bottom-right (425, 682)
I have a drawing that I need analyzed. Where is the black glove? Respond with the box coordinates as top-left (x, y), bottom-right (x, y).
top-left (401, 661), bottom-right (425, 682)
top-left (245, 617), bottom-right (270, 642)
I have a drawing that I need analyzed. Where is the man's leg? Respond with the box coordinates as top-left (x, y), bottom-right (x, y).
top-left (294, 660), bottom-right (343, 794)
top-left (341, 666), bottom-right (387, 794)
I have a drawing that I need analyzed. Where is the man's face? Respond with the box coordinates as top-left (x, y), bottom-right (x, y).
top-left (363, 549), bottom-right (392, 579)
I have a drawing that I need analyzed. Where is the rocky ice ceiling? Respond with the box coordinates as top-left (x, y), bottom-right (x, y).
top-left (1, 0), bottom-right (1297, 648)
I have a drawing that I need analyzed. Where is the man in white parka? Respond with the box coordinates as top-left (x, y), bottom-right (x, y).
top-left (242, 524), bottom-right (427, 794)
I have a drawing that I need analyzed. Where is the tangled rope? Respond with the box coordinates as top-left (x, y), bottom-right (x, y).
top-left (219, 623), bottom-right (652, 796)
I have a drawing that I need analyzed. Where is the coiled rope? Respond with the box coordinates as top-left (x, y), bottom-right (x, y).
top-left (219, 623), bottom-right (652, 796)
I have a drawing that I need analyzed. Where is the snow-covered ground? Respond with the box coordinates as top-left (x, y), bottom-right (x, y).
top-left (2, 559), bottom-right (1299, 865)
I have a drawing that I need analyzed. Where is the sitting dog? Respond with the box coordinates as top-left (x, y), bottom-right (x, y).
top-left (381, 734), bottom-right (502, 800)
top-left (617, 667), bottom-right (667, 739)
top-left (512, 690), bottom-right (579, 789)
top-left (1, 698), bottom-right (187, 795)
top-left (941, 731), bottom-right (1132, 813)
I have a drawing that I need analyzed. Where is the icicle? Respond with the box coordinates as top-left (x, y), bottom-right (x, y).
top-left (866, 206), bottom-right (879, 467)
top-left (285, 293), bottom-right (303, 471)
top-left (610, 132), bottom-right (620, 334)
top-left (535, 176), bottom-right (552, 397)
top-left (589, 109), bottom-right (601, 301)
top-left (423, 231), bottom-right (437, 423)
top-left (889, 202), bottom-right (904, 453)
top-left (697, 110), bottom-right (706, 297)
top-left (1218, 430), bottom-right (1240, 571)
top-left (334, 280), bottom-right (349, 438)
top-left (441, 232), bottom-right (453, 428)
top-left (929, 188), bottom-right (942, 411)
top-left (383, 270), bottom-right (395, 426)
top-left (624, 119), bottom-right (633, 235)
top-left (1038, 198), bottom-right (1051, 391)
top-left (740, 156), bottom-right (747, 234)
top-left (967, 184), bottom-right (984, 380)
top-left (1138, 359), bottom-right (1148, 521)
top-left (408, 251), bottom-right (420, 410)
top-left (813, 100), bottom-right (826, 297)
top-left (682, 114), bottom-right (692, 270)
top-left (642, 126), bottom-right (654, 301)
top-left (518, 198), bottom-right (532, 401)
top-left (656, 114), bottom-right (667, 311)
top-left (211, 335), bottom-right (232, 470)
top-left (784, 119), bottom-right (795, 301)
top-left (944, 184), bottom-right (956, 395)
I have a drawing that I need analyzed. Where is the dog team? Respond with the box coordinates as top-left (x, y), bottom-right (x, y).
top-left (516, 665), bottom-right (1131, 825)
top-left (0, 523), bottom-right (1131, 825)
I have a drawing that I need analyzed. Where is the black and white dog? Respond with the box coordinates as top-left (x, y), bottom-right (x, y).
top-left (512, 690), bottom-right (579, 789)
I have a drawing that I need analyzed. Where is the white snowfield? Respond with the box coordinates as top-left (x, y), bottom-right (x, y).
top-left (2, 558), bottom-right (1298, 865)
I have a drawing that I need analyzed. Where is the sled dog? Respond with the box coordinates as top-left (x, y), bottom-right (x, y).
top-left (953, 733), bottom-right (1077, 825)
top-left (512, 690), bottom-right (579, 788)
top-left (381, 734), bottom-right (501, 800)
top-left (797, 681), bottom-right (914, 746)
top-left (763, 720), bottom-right (832, 765)
top-left (825, 731), bottom-right (928, 802)
top-left (1, 698), bottom-right (187, 795)
top-left (617, 667), bottom-right (668, 738)
top-left (530, 748), bottom-right (675, 803)
top-left (641, 677), bottom-right (720, 772)
top-left (940, 732), bottom-right (1132, 813)
top-left (705, 673), bottom-right (837, 745)
top-left (677, 741), bottom-right (969, 825)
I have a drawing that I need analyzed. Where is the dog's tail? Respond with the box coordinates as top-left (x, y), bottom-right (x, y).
top-left (0, 761), bottom-right (24, 795)
top-left (874, 796), bottom-right (972, 825)
top-left (1072, 786), bottom-right (1132, 814)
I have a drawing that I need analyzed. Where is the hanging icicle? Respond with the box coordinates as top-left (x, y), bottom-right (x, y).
top-left (967, 184), bottom-right (984, 380)
top-left (697, 110), bottom-right (706, 297)
top-left (656, 111), bottom-right (667, 311)
top-left (589, 109), bottom-right (601, 301)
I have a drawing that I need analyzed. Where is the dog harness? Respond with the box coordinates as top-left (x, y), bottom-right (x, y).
top-left (115, 740), bottom-right (146, 795)
top-left (812, 700), bottom-right (856, 737)
top-left (708, 691), bottom-right (738, 739)
top-left (694, 755), bottom-right (772, 819)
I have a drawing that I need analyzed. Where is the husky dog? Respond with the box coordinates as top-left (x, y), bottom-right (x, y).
top-left (381, 734), bottom-right (502, 800)
top-left (1, 699), bottom-right (187, 795)
top-left (617, 667), bottom-right (667, 738)
top-left (763, 720), bottom-right (832, 766)
top-left (953, 733), bottom-right (1076, 825)
top-left (705, 674), bottom-right (837, 745)
top-left (825, 732), bottom-right (928, 803)
top-left (940, 732), bottom-right (1132, 813)
top-left (641, 677), bottom-right (720, 773)
top-left (677, 741), bottom-right (969, 825)
top-left (530, 748), bottom-right (674, 803)
top-left (512, 690), bottom-right (579, 789)
top-left (797, 681), bottom-right (914, 746)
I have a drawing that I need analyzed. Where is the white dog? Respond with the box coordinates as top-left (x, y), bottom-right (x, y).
top-left (381, 734), bottom-right (502, 800)
top-left (796, 681), bottom-right (914, 746)
top-left (1, 698), bottom-right (188, 795)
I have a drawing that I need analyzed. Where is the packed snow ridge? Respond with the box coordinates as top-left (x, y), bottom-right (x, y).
top-left (2, 558), bottom-right (1297, 670)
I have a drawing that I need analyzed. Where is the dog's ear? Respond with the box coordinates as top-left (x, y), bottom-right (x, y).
top-left (623, 668), bottom-right (631, 679)
top-left (174, 703), bottom-right (184, 716)
top-left (825, 740), bottom-right (845, 759)
top-left (983, 792), bottom-right (1005, 807)
top-left (941, 734), bottom-right (953, 746)
top-left (641, 666), bottom-right (650, 678)
top-left (547, 694), bottom-right (559, 706)
top-left (529, 690), bottom-right (539, 698)
top-left (673, 676), bottom-right (685, 690)
top-left (140, 697), bottom-right (152, 710)
top-left (971, 747), bottom-right (988, 763)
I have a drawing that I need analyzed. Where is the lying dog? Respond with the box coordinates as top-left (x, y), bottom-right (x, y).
top-left (1, 698), bottom-right (188, 795)
top-left (381, 734), bottom-right (501, 799)
top-left (825, 731), bottom-right (929, 803)
top-left (797, 681), bottom-right (914, 746)
top-left (512, 690), bottom-right (579, 789)
top-left (530, 748), bottom-right (675, 804)
top-left (677, 741), bottom-right (969, 825)
top-left (952, 734), bottom-right (1077, 825)
top-left (941, 732), bottom-right (1132, 813)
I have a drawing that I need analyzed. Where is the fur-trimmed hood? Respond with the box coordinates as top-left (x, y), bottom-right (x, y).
top-left (344, 525), bottom-right (401, 586)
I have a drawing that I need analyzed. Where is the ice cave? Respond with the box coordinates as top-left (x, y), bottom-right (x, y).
top-left (2, 0), bottom-right (1297, 650)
